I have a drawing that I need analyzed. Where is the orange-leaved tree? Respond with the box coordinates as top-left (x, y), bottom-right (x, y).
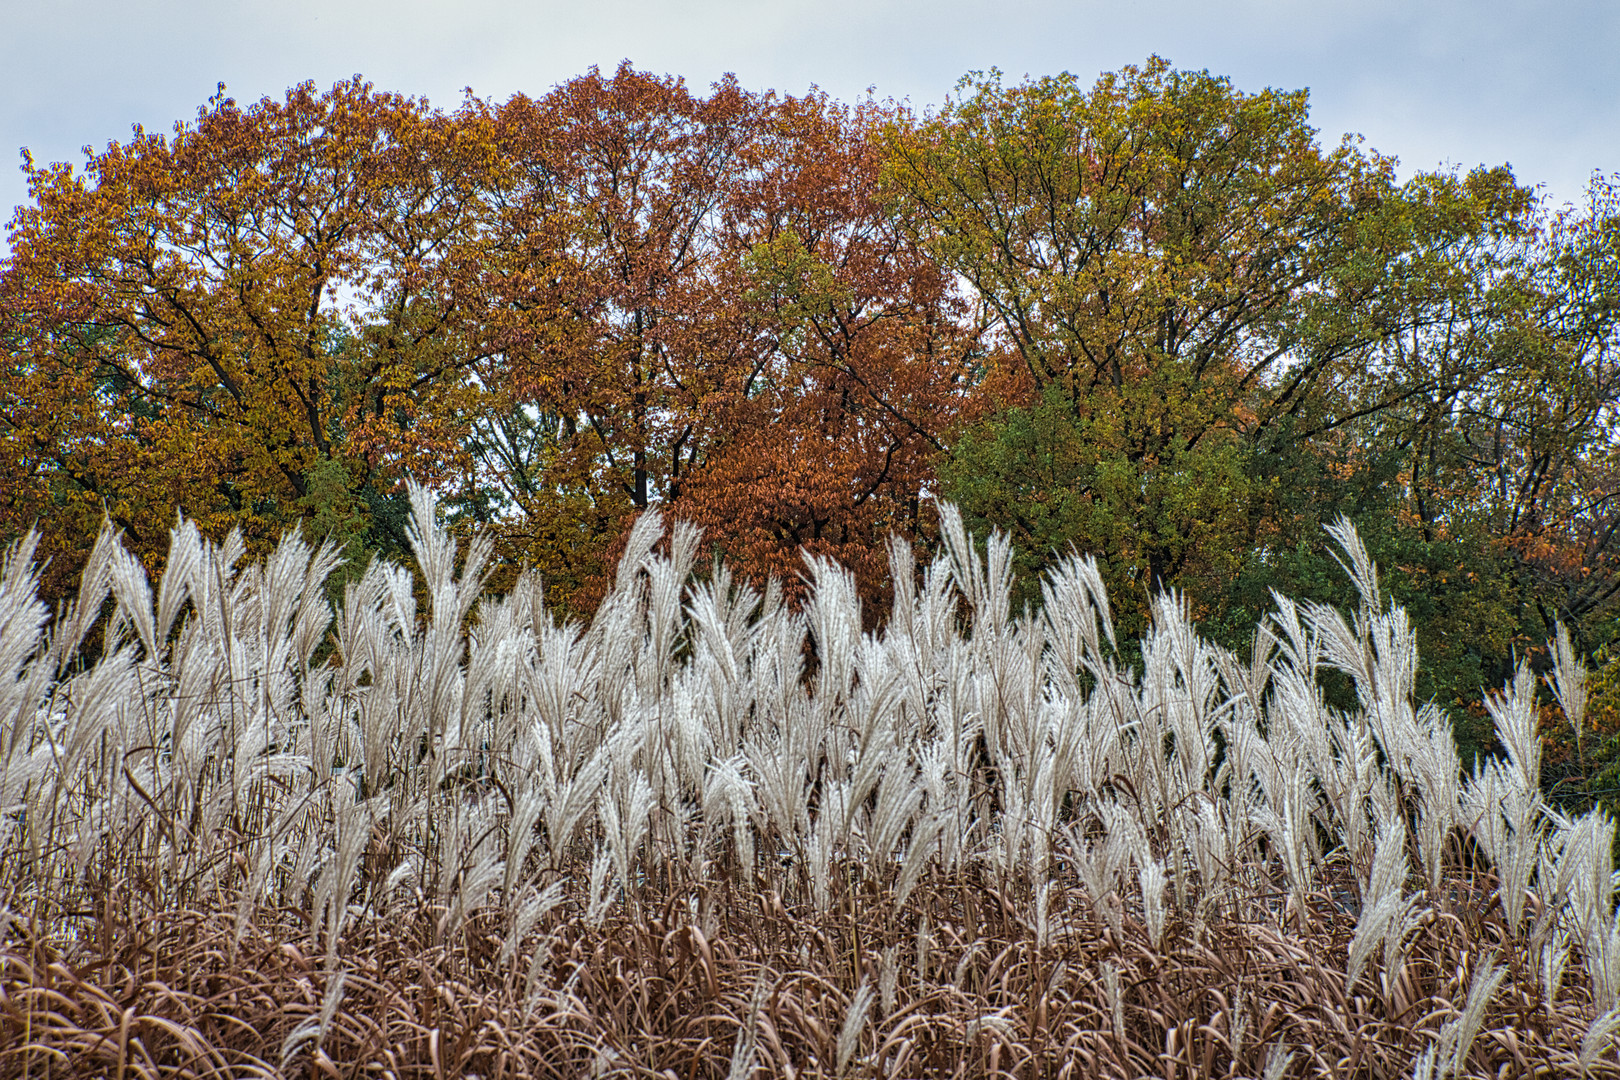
top-left (468, 65), bottom-right (981, 613)
top-left (676, 89), bottom-right (983, 610)
top-left (457, 65), bottom-right (766, 609)
top-left (0, 79), bottom-right (501, 597)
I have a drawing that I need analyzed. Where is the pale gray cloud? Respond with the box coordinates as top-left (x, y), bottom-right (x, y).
top-left (4, 0), bottom-right (1617, 238)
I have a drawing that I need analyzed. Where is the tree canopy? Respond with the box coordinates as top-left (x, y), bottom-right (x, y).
top-left (4, 60), bottom-right (1620, 776)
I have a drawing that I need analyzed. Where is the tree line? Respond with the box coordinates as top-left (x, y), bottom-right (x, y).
top-left (4, 58), bottom-right (1619, 771)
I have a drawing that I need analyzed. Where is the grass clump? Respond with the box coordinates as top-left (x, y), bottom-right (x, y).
top-left (0, 489), bottom-right (1616, 1077)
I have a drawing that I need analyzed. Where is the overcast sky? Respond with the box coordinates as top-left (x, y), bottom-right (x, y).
top-left (4, 0), bottom-right (1617, 238)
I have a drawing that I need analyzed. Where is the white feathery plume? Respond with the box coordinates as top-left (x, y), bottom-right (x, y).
top-left (280, 969), bottom-right (348, 1068)
top-left (1354, 893), bottom-right (1425, 997)
top-left (1306, 597), bottom-right (1370, 699)
top-left (1329, 715), bottom-right (1381, 886)
top-left (1139, 858), bottom-right (1168, 949)
top-left (1148, 589), bottom-right (1219, 779)
top-left (103, 537), bottom-right (158, 661)
top-left (990, 765), bottom-right (1030, 881)
top-left (585, 844), bottom-right (616, 927)
top-left (1325, 515), bottom-right (1381, 615)
top-left (1497, 783), bottom-right (1544, 931)
top-left (1261, 1042), bottom-right (1294, 1080)
top-left (1034, 875), bottom-right (1054, 953)
top-left (1460, 760), bottom-right (1512, 865)
top-left (603, 768), bottom-right (653, 897)
top-left (744, 729), bottom-right (809, 852)
top-left (836, 979), bottom-right (875, 1077)
top-left (1066, 828), bottom-right (1114, 908)
top-left (1434, 957), bottom-right (1506, 1080)
top-left (915, 910), bottom-right (932, 987)
top-left (867, 756), bottom-right (923, 865)
top-left (845, 724), bottom-right (892, 833)
top-left (1040, 548), bottom-right (1117, 703)
top-left (1562, 809), bottom-right (1618, 945)
top-left (45, 522), bottom-right (117, 673)
top-left (1346, 823), bottom-right (1424, 993)
top-left (635, 523), bottom-right (698, 699)
top-left (952, 940), bottom-right (983, 989)
top-left (702, 753), bottom-right (756, 872)
top-left (1532, 821), bottom-right (1579, 952)
top-left (802, 553), bottom-right (863, 711)
top-left (442, 841), bottom-right (504, 943)
top-left (1363, 607), bottom-right (1421, 759)
top-left (885, 533), bottom-right (918, 641)
top-left (1409, 706), bottom-right (1463, 892)
top-left (501, 880), bottom-right (566, 967)
top-left (1267, 590), bottom-right (1317, 692)
top-left (1102, 961), bottom-right (1125, 1045)
top-left (1580, 1005), bottom-right (1620, 1077)
top-left (1540, 927), bottom-right (1571, 1006)
top-left (962, 1007), bottom-right (1018, 1048)
top-left (880, 944), bottom-right (900, 1017)
top-left (1255, 763), bottom-right (1318, 916)
top-left (610, 508), bottom-right (665, 598)
top-left (726, 967), bottom-right (772, 1080)
top-left (1485, 662), bottom-right (1542, 795)
top-left (807, 779), bottom-right (849, 911)
top-left (1347, 892), bottom-right (1396, 994)
top-left (23, 479), bottom-right (1620, 1080)
top-left (684, 576), bottom-right (749, 727)
top-left (895, 809), bottom-right (944, 907)
top-left (1589, 911), bottom-right (1620, 1015)
top-left (1229, 988), bottom-right (1247, 1061)
top-left (1188, 798), bottom-right (1233, 914)
top-left (541, 741), bottom-right (607, 859)
top-left (1547, 621), bottom-right (1588, 752)
top-left (233, 827), bottom-right (282, 950)
top-left (935, 502), bottom-right (988, 626)
top-left (383, 856), bottom-right (418, 899)
top-left (313, 780), bottom-right (373, 960)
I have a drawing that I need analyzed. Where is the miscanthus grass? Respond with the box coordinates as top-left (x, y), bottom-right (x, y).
top-left (0, 488), bottom-right (1616, 1077)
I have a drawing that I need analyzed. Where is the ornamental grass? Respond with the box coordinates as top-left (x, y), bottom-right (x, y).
top-left (0, 489), bottom-right (1616, 1077)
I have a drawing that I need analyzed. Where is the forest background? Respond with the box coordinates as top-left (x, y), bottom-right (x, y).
top-left (4, 58), bottom-right (1620, 797)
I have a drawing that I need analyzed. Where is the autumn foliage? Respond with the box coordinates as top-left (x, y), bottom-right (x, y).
top-left (469, 70), bottom-right (978, 608)
top-left (0, 68), bottom-right (987, 617)
top-left (3, 58), bottom-right (1620, 687)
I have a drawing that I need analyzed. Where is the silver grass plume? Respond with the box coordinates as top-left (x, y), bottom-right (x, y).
top-left (1541, 926), bottom-right (1571, 1006)
top-left (501, 880), bottom-right (565, 967)
top-left (1139, 858), bottom-right (1168, 949)
top-left (1261, 1043), bottom-right (1294, 1080)
top-left (880, 944), bottom-right (900, 1017)
top-left (726, 967), bottom-right (772, 1080)
top-left (836, 979), bottom-right (875, 1077)
top-left (1548, 621), bottom-right (1588, 764)
top-left (1486, 661), bottom-right (1543, 795)
top-left (1581, 1005), bottom-right (1620, 1077)
top-left (1102, 961), bottom-right (1126, 1045)
top-left (1416, 956), bottom-right (1505, 1080)
top-left (585, 844), bottom-right (616, 926)
top-left (19, 486), bottom-right (1620, 1075)
top-left (1347, 824), bottom-right (1423, 994)
top-left (280, 969), bottom-right (348, 1068)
